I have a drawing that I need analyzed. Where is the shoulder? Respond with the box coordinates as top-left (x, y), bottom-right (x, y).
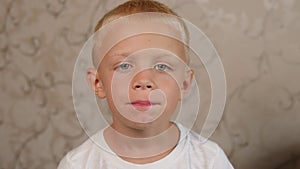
top-left (176, 123), bottom-right (221, 157)
top-left (188, 131), bottom-right (234, 168)
top-left (68, 138), bottom-right (97, 159)
top-left (57, 139), bottom-right (94, 169)
top-left (187, 130), bottom-right (221, 158)
top-left (57, 138), bottom-right (106, 169)
top-left (177, 124), bottom-right (234, 169)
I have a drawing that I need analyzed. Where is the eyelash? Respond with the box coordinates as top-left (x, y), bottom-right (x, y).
top-left (115, 63), bottom-right (133, 71)
top-left (114, 63), bottom-right (172, 72)
top-left (154, 63), bottom-right (172, 71)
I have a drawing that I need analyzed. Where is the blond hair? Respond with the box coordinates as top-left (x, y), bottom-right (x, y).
top-left (92, 0), bottom-right (190, 66)
top-left (94, 0), bottom-right (179, 32)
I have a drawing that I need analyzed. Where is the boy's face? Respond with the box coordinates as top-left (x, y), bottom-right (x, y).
top-left (92, 33), bottom-right (193, 128)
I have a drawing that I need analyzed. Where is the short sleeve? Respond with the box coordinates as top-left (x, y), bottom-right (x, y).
top-left (57, 154), bottom-right (73, 169)
top-left (212, 146), bottom-right (234, 169)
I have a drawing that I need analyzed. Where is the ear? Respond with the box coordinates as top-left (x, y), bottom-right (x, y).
top-left (180, 69), bottom-right (194, 99)
top-left (86, 68), bottom-right (106, 98)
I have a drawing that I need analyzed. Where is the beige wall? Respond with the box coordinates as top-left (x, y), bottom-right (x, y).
top-left (0, 0), bottom-right (299, 169)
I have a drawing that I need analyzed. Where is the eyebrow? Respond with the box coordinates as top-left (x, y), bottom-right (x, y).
top-left (109, 52), bottom-right (131, 57)
top-left (109, 51), bottom-right (186, 62)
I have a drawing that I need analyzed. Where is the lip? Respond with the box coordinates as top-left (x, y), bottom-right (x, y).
top-left (129, 100), bottom-right (159, 110)
top-left (131, 100), bottom-right (152, 106)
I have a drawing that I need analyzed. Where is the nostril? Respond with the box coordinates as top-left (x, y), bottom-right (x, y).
top-left (133, 82), bottom-right (154, 90)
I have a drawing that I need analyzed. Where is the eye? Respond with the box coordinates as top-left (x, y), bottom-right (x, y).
top-left (115, 63), bottom-right (132, 71)
top-left (154, 64), bottom-right (171, 71)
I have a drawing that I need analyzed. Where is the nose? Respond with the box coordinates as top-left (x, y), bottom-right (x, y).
top-left (133, 80), bottom-right (154, 90)
top-left (132, 71), bottom-right (156, 90)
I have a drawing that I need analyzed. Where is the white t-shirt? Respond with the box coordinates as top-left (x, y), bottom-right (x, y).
top-left (58, 123), bottom-right (234, 169)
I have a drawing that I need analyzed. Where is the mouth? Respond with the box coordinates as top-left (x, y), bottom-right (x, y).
top-left (129, 100), bottom-right (159, 110)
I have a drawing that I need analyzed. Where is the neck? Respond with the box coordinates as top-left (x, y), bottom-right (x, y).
top-left (111, 117), bottom-right (172, 138)
top-left (103, 122), bottom-right (180, 164)
top-left (120, 147), bottom-right (175, 164)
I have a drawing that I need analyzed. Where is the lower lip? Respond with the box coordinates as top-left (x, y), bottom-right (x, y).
top-left (131, 102), bottom-right (156, 111)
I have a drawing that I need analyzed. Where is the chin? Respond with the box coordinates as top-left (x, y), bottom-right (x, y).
top-left (127, 120), bottom-right (155, 130)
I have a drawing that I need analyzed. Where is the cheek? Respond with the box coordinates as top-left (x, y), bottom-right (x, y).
top-left (157, 76), bottom-right (181, 98)
top-left (107, 74), bottom-right (132, 102)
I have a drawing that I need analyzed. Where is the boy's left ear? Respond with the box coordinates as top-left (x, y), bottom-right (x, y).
top-left (181, 69), bottom-right (194, 99)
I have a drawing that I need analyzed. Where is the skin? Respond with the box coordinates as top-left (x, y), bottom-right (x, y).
top-left (87, 33), bottom-right (193, 164)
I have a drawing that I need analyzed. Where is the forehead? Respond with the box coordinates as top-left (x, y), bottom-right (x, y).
top-left (105, 34), bottom-right (187, 62)
top-left (92, 13), bottom-right (188, 67)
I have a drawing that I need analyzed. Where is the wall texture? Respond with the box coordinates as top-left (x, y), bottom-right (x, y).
top-left (0, 0), bottom-right (299, 169)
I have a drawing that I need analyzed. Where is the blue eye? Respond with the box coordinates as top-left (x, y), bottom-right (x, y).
top-left (154, 64), bottom-right (169, 71)
top-left (116, 63), bottom-right (132, 71)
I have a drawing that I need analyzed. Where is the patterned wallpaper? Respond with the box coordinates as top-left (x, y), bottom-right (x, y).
top-left (0, 0), bottom-right (299, 169)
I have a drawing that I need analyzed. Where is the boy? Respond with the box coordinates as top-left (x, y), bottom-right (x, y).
top-left (58, 0), bottom-right (234, 168)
